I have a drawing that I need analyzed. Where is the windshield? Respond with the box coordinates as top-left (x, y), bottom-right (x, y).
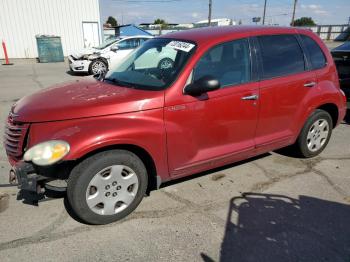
top-left (95, 37), bottom-right (119, 50)
top-left (104, 38), bottom-right (196, 90)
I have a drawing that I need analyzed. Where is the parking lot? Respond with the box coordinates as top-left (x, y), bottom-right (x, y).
top-left (0, 57), bottom-right (350, 261)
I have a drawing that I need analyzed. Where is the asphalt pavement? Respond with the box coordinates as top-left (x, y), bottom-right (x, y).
top-left (0, 58), bottom-right (349, 262)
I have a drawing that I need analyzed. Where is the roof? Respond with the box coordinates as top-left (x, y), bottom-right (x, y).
top-left (159, 25), bottom-right (302, 46)
top-left (111, 24), bottom-right (153, 37)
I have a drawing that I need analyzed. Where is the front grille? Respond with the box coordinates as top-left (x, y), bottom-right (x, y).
top-left (4, 117), bottom-right (29, 158)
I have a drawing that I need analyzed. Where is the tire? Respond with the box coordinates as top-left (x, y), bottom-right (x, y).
top-left (66, 150), bottom-right (148, 225)
top-left (295, 109), bottom-right (333, 158)
top-left (88, 59), bottom-right (108, 75)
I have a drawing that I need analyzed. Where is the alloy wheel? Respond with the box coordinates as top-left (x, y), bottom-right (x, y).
top-left (91, 61), bottom-right (106, 75)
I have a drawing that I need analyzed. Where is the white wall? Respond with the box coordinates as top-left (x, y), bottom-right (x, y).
top-left (0, 0), bottom-right (101, 58)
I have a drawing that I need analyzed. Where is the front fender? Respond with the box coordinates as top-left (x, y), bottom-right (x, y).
top-left (28, 109), bottom-right (169, 180)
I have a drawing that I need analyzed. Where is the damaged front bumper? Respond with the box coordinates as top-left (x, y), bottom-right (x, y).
top-left (9, 161), bottom-right (48, 193)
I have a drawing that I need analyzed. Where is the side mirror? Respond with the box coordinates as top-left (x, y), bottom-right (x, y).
top-left (184, 75), bottom-right (220, 96)
top-left (110, 46), bottom-right (119, 52)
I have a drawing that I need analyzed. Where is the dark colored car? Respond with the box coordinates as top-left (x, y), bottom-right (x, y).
top-left (4, 26), bottom-right (347, 224)
top-left (331, 41), bottom-right (350, 99)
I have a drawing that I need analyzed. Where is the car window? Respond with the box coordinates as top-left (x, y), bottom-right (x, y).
top-left (300, 35), bottom-right (327, 70)
top-left (140, 38), bottom-right (151, 44)
top-left (117, 39), bottom-right (139, 50)
top-left (258, 34), bottom-right (305, 79)
top-left (105, 38), bottom-right (196, 90)
top-left (193, 38), bottom-right (251, 87)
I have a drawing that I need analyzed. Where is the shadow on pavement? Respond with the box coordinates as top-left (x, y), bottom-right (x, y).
top-left (201, 193), bottom-right (350, 262)
top-left (65, 70), bottom-right (90, 76)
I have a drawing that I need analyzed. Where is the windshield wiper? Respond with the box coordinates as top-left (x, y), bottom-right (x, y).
top-left (104, 77), bottom-right (135, 88)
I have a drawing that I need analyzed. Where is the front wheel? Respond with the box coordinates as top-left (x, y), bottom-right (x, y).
top-left (295, 109), bottom-right (333, 158)
top-left (89, 59), bottom-right (108, 75)
top-left (66, 150), bottom-right (148, 225)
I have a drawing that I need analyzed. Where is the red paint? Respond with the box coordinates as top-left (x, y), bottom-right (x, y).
top-left (5, 26), bottom-right (347, 185)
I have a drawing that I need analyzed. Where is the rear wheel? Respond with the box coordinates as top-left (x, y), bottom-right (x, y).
top-left (66, 150), bottom-right (148, 225)
top-left (295, 109), bottom-right (333, 158)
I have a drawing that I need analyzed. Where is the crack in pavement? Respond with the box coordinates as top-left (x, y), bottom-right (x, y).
top-left (0, 191), bottom-right (216, 252)
top-left (31, 64), bottom-right (44, 89)
top-left (250, 156), bottom-right (350, 198)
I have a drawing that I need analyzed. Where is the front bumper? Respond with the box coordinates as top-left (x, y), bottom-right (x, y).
top-left (68, 56), bottom-right (90, 72)
top-left (10, 162), bottom-right (47, 192)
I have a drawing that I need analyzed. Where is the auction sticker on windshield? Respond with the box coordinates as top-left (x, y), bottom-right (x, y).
top-left (166, 41), bottom-right (195, 52)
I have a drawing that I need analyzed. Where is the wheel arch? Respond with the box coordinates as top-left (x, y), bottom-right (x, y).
top-left (74, 144), bottom-right (159, 194)
top-left (316, 103), bottom-right (339, 128)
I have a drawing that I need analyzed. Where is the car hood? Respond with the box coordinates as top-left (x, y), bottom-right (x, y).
top-left (70, 48), bottom-right (100, 59)
top-left (13, 78), bottom-right (164, 123)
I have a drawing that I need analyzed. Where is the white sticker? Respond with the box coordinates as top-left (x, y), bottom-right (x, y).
top-left (166, 41), bottom-right (195, 52)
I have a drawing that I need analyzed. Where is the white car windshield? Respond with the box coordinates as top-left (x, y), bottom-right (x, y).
top-left (104, 38), bottom-right (196, 90)
top-left (95, 37), bottom-right (119, 50)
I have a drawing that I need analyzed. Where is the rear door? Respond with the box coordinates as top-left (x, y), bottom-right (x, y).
top-left (165, 38), bottom-right (260, 177)
top-left (254, 34), bottom-right (317, 151)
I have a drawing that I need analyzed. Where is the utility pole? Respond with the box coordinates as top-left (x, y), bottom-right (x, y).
top-left (262, 0), bottom-right (267, 25)
top-left (208, 0), bottom-right (212, 26)
top-left (291, 0), bottom-right (297, 26)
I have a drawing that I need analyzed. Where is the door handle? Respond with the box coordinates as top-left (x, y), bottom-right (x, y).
top-left (304, 81), bottom-right (316, 87)
top-left (241, 94), bottom-right (259, 100)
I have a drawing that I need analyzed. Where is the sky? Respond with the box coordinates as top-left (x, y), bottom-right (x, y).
top-left (100, 0), bottom-right (350, 26)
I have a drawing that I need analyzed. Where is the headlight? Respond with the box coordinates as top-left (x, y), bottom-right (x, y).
top-left (24, 140), bottom-right (70, 166)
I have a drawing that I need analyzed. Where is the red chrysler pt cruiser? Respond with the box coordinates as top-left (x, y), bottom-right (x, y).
top-left (4, 26), bottom-right (347, 224)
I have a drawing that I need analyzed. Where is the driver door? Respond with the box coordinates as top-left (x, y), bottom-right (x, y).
top-left (165, 38), bottom-right (259, 178)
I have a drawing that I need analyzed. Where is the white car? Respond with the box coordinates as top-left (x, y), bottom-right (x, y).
top-left (68, 35), bottom-right (153, 75)
top-left (100, 35), bottom-right (154, 71)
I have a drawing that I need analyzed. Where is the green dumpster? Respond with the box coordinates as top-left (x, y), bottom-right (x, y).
top-left (36, 35), bottom-right (64, 63)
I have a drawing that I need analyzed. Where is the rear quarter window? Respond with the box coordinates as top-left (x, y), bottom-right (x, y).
top-left (300, 34), bottom-right (327, 70)
top-left (257, 34), bottom-right (306, 79)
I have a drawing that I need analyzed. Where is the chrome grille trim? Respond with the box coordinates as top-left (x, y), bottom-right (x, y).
top-left (3, 117), bottom-right (29, 158)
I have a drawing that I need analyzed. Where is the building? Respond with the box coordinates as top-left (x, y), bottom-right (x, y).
top-left (0, 0), bottom-right (102, 59)
top-left (195, 18), bottom-right (235, 27)
top-left (103, 24), bottom-right (152, 40)
top-left (300, 24), bottom-right (350, 41)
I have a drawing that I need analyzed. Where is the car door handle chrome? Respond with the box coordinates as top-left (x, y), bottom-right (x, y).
top-left (304, 82), bottom-right (316, 87)
top-left (241, 95), bottom-right (259, 100)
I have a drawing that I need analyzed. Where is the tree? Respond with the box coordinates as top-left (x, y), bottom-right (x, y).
top-left (292, 17), bottom-right (316, 27)
top-left (106, 16), bottom-right (118, 27)
top-left (154, 18), bottom-right (165, 25)
top-left (153, 18), bottom-right (167, 29)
